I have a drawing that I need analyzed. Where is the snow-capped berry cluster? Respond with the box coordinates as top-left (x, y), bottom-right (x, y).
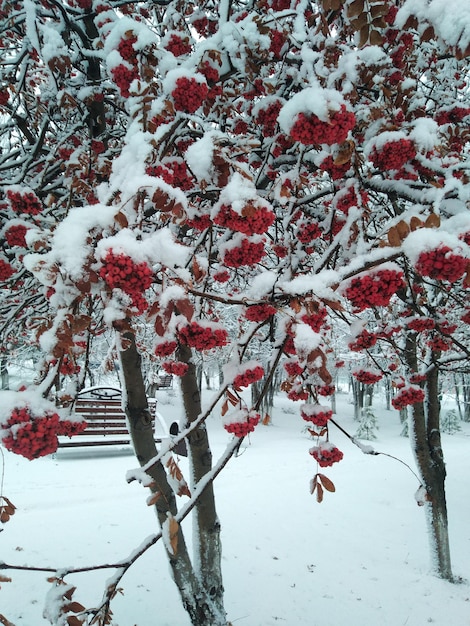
top-left (391, 386), bottom-right (425, 410)
top-left (224, 410), bottom-right (260, 437)
top-left (233, 365), bottom-right (264, 388)
top-left (165, 34), bottom-right (192, 56)
top-left (6, 190), bottom-right (43, 215)
top-left (348, 329), bottom-right (377, 351)
top-left (255, 100), bottom-right (283, 137)
top-left (178, 321), bottom-right (228, 351)
top-left (214, 203), bottom-right (275, 235)
top-left (296, 221), bottom-right (322, 243)
top-left (406, 317), bottom-right (436, 332)
top-left (148, 160), bottom-right (193, 191)
top-left (415, 246), bottom-right (468, 282)
top-left (289, 106), bottom-right (355, 146)
top-left (301, 308), bottom-right (327, 333)
top-left (244, 303), bottom-right (277, 322)
top-left (300, 404), bottom-right (333, 427)
top-left (344, 269), bottom-right (404, 311)
top-left (284, 360), bottom-right (304, 377)
top-left (435, 107), bottom-right (470, 126)
top-left (1, 406), bottom-right (84, 460)
top-left (223, 237), bottom-right (265, 268)
top-left (317, 385), bottom-right (335, 396)
top-left (309, 442), bottom-right (344, 467)
top-left (99, 251), bottom-right (153, 313)
top-left (172, 77), bottom-right (208, 114)
top-left (370, 139), bottom-right (416, 171)
top-left (0, 259), bottom-right (14, 281)
top-left (426, 335), bottom-right (451, 352)
top-left (154, 340), bottom-right (178, 358)
top-left (269, 29), bottom-right (286, 58)
top-left (353, 369), bottom-right (383, 385)
top-left (162, 361), bottom-right (189, 376)
top-left (5, 224), bottom-right (28, 247)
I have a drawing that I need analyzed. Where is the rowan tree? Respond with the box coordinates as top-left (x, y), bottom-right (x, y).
top-left (1, 0), bottom-right (470, 623)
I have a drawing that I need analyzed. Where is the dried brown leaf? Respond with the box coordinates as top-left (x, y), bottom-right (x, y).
top-left (369, 29), bottom-right (384, 45)
top-left (425, 213), bottom-right (440, 228)
top-left (387, 226), bottom-right (401, 247)
top-left (396, 219), bottom-right (410, 240)
top-left (318, 473), bottom-right (336, 492)
top-left (346, 0), bottom-right (364, 17)
top-left (167, 516), bottom-right (179, 556)
top-left (410, 216), bottom-right (423, 231)
top-left (316, 482), bottom-right (324, 503)
top-left (358, 24), bottom-right (370, 48)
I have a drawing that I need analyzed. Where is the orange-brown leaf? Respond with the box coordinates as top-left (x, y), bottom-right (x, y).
top-left (387, 226), bottom-right (401, 247)
top-left (396, 220), bottom-right (410, 240)
top-left (425, 213), bottom-right (440, 228)
top-left (318, 474), bottom-right (336, 492)
top-left (369, 29), bottom-right (384, 45)
top-left (346, 0), bottom-right (364, 17)
top-left (410, 216), bottom-right (423, 231)
top-left (147, 492), bottom-right (162, 507)
top-left (168, 516), bottom-right (179, 556)
top-left (316, 483), bottom-right (324, 503)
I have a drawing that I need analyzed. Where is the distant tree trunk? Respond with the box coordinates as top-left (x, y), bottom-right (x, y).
top-left (351, 377), bottom-right (364, 420)
top-left (1, 354), bottom-right (9, 389)
top-left (252, 372), bottom-right (275, 423)
top-left (405, 334), bottom-right (453, 581)
top-left (117, 324), bottom-right (227, 625)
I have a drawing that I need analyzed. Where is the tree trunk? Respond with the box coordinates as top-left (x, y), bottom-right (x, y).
top-left (117, 325), bottom-right (227, 625)
top-left (404, 334), bottom-right (453, 581)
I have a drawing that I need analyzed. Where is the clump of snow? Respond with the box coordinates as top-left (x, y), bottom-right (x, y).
top-left (185, 133), bottom-right (217, 181)
top-left (278, 87), bottom-right (348, 133)
top-left (293, 323), bottom-right (322, 357)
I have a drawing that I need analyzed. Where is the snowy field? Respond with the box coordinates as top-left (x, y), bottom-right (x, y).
top-left (1, 388), bottom-right (470, 626)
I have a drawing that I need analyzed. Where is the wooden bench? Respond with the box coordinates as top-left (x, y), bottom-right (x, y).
top-left (58, 386), bottom-right (187, 455)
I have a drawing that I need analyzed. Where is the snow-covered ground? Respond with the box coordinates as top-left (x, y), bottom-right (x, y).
top-left (1, 387), bottom-right (470, 625)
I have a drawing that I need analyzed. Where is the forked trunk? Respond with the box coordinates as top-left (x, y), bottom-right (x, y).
top-left (117, 326), bottom-right (227, 625)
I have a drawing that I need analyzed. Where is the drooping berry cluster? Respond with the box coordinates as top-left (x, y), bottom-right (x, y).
top-left (214, 203), bottom-right (275, 235)
top-left (224, 410), bottom-right (260, 437)
top-left (370, 139), bottom-right (416, 171)
top-left (344, 269), bottom-right (405, 311)
top-left (426, 335), bottom-right (451, 352)
top-left (5, 224), bottom-right (28, 247)
top-left (178, 321), bottom-right (228, 351)
top-left (1, 406), bottom-right (84, 460)
top-left (162, 360), bottom-right (188, 376)
top-left (154, 340), bottom-right (178, 358)
top-left (99, 251), bottom-right (153, 313)
top-left (317, 384), bottom-right (335, 396)
top-left (284, 360), bottom-right (304, 377)
top-left (111, 63), bottom-right (139, 98)
top-left (244, 303), bottom-right (277, 322)
top-left (415, 246), bottom-right (468, 282)
top-left (391, 386), bottom-right (425, 410)
top-left (0, 259), bottom-right (14, 281)
top-left (348, 328), bottom-right (377, 351)
top-left (289, 106), bottom-right (355, 146)
top-left (165, 34), bottom-right (192, 56)
top-left (300, 404), bottom-right (333, 427)
top-left (435, 107), bottom-right (470, 126)
top-left (406, 317), bottom-right (436, 332)
top-left (213, 269), bottom-right (230, 283)
top-left (223, 237), bottom-right (265, 268)
top-left (148, 160), bottom-right (193, 191)
top-left (309, 442), bottom-right (344, 467)
top-left (6, 190), bottom-right (43, 215)
top-left (320, 155), bottom-right (351, 180)
top-left (353, 369), bottom-right (383, 385)
top-left (172, 77), bottom-right (208, 114)
top-left (255, 100), bottom-right (283, 137)
top-left (233, 365), bottom-right (264, 388)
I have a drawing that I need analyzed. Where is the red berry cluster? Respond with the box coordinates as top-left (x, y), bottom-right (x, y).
top-left (289, 106), bottom-right (355, 146)
top-left (199, 61), bottom-right (219, 83)
top-left (284, 360), bottom-right (304, 377)
top-left (415, 246), bottom-right (468, 282)
top-left (7, 190), bottom-right (43, 215)
top-left (353, 370), bottom-right (383, 385)
top-left (435, 107), bottom-right (470, 126)
top-left (317, 384), bottom-right (335, 396)
top-left (154, 340), bottom-right (178, 357)
top-left (0, 259), bottom-right (14, 281)
top-left (172, 77), bottom-right (208, 114)
top-left (162, 360), bottom-right (188, 376)
top-left (111, 63), bottom-right (139, 98)
top-left (233, 365), bottom-right (264, 388)
top-left (1, 407), bottom-right (61, 460)
top-left (244, 303), bottom-right (277, 322)
top-left (269, 29), bottom-right (286, 58)
top-left (426, 335), bottom-right (451, 352)
top-left (344, 269), bottom-right (404, 311)
top-left (297, 221), bottom-right (321, 243)
top-left (255, 100), bottom-right (283, 137)
top-left (309, 442), bottom-right (344, 467)
top-left (407, 317), bottom-right (436, 332)
top-left (224, 411), bottom-right (260, 437)
top-left (185, 214), bottom-right (212, 231)
top-left (348, 329), bottom-right (377, 351)
top-left (178, 321), bottom-right (228, 350)
top-left (0, 89), bottom-right (9, 105)
top-left (56, 419), bottom-right (87, 437)
top-left (301, 308), bottom-right (327, 333)
top-left (91, 140), bottom-right (105, 154)
top-left (461, 310), bottom-right (470, 325)
top-left (213, 270), bottom-right (230, 283)
top-left (214, 203), bottom-right (275, 235)
top-left (287, 386), bottom-right (309, 401)
top-left (392, 386), bottom-right (425, 410)
top-left (301, 404), bottom-right (333, 427)
top-left (5, 224), bottom-right (28, 247)
top-left (59, 356), bottom-right (80, 376)
top-left (335, 187), bottom-right (368, 215)
top-left (409, 373), bottom-right (427, 384)
top-left (99, 251), bottom-right (153, 313)
top-left (149, 160), bottom-right (193, 191)
top-left (223, 237), bottom-right (265, 268)
top-left (165, 34), bottom-right (192, 56)
top-left (268, 0), bottom-right (292, 9)
top-left (320, 155), bottom-right (351, 180)
top-left (191, 16), bottom-right (218, 37)
top-left (370, 139), bottom-right (416, 171)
